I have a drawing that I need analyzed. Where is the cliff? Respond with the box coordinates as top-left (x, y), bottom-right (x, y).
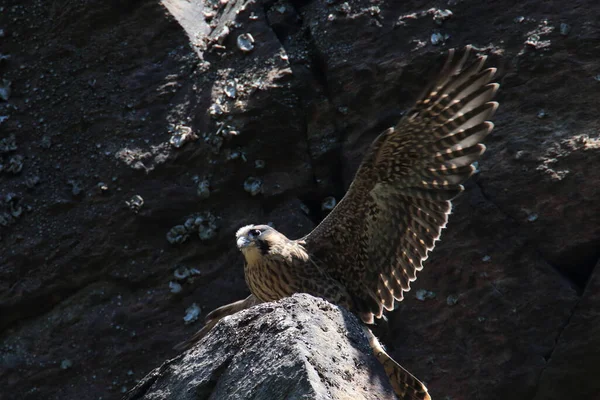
top-left (1, 0), bottom-right (599, 399)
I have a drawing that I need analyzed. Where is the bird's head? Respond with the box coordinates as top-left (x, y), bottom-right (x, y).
top-left (236, 224), bottom-right (307, 266)
top-left (235, 224), bottom-right (280, 263)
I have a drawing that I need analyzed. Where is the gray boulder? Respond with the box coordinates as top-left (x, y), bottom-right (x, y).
top-left (124, 294), bottom-right (396, 400)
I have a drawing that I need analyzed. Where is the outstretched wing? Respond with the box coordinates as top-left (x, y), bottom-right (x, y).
top-left (302, 46), bottom-right (499, 323)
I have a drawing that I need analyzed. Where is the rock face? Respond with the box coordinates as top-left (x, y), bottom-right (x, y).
top-left (532, 259), bottom-right (600, 400)
top-left (1, 0), bottom-right (600, 400)
top-left (125, 294), bottom-right (396, 400)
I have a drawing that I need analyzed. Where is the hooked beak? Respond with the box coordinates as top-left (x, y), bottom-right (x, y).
top-left (237, 236), bottom-right (252, 249)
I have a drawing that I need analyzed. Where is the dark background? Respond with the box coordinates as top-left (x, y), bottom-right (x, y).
top-left (1, 0), bottom-right (599, 399)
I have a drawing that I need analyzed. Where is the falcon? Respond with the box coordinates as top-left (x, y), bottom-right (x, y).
top-left (176, 45), bottom-right (499, 400)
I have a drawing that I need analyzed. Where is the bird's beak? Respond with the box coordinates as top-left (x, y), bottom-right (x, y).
top-left (236, 236), bottom-right (251, 249)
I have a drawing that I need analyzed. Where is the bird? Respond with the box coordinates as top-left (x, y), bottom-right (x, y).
top-left (175, 45), bottom-right (499, 400)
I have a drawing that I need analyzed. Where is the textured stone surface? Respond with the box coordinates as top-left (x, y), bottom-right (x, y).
top-left (532, 259), bottom-right (600, 400)
top-left (125, 294), bottom-right (395, 400)
top-left (0, 0), bottom-right (599, 399)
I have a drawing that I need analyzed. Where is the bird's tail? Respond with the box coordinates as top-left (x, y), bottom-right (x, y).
top-left (364, 327), bottom-right (431, 400)
top-left (173, 294), bottom-right (262, 351)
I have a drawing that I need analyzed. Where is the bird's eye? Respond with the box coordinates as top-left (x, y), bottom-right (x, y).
top-left (248, 229), bottom-right (261, 238)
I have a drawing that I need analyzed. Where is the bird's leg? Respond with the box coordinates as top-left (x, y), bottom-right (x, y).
top-left (363, 326), bottom-right (431, 400)
top-left (203, 294), bottom-right (262, 323)
top-left (174, 294), bottom-right (262, 351)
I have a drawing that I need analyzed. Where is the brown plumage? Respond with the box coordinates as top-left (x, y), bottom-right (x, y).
top-left (176, 45), bottom-right (499, 400)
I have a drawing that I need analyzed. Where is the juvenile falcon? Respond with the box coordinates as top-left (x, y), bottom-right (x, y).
top-left (176, 45), bottom-right (500, 400)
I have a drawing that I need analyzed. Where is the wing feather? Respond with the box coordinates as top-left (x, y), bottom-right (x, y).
top-left (378, 277), bottom-right (395, 311)
top-left (303, 45), bottom-right (499, 322)
top-left (432, 121), bottom-right (493, 150)
top-left (387, 272), bottom-right (405, 299)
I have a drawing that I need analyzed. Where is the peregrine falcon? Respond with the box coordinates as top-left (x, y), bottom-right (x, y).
top-left (176, 45), bottom-right (499, 400)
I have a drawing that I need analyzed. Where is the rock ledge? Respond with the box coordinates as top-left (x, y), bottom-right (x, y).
top-left (124, 294), bottom-right (396, 400)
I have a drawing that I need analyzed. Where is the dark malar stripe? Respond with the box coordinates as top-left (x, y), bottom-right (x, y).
top-left (257, 239), bottom-right (270, 255)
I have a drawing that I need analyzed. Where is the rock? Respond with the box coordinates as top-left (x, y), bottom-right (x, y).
top-left (532, 260), bottom-right (600, 400)
top-left (2, 0), bottom-right (600, 399)
top-left (124, 294), bottom-right (396, 400)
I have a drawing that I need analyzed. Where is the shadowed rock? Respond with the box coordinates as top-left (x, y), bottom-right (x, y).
top-left (3, 0), bottom-right (600, 399)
